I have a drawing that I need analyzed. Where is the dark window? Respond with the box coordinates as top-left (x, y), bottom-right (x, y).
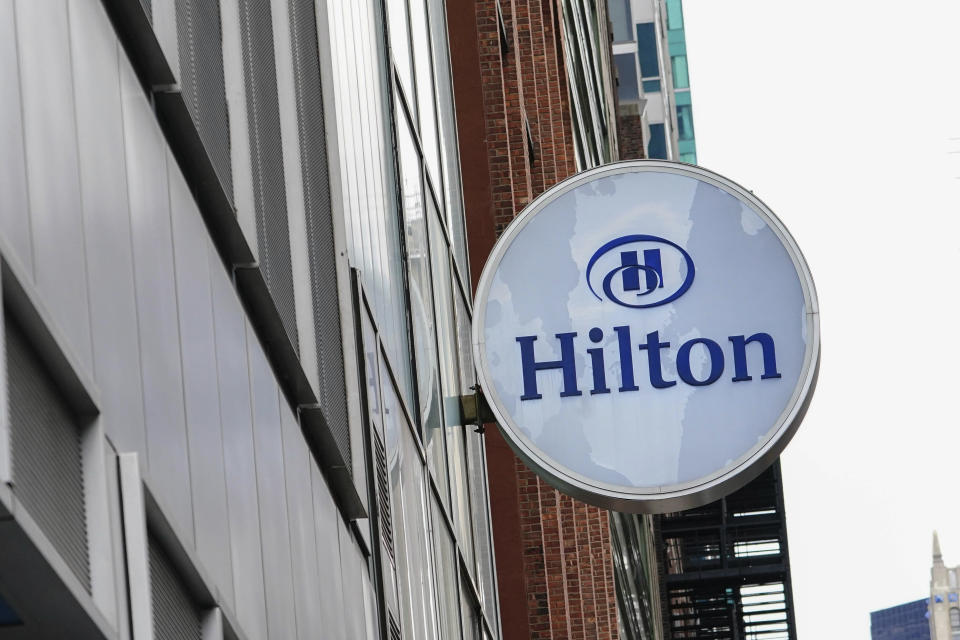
top-left (614, 54), bottom-right (639, 104)
top-left (647, 123), bottom-right (667, 159)
top-left (610, 0), bottom-right (632, 42)
top-left (635, 22), bottom-right (659, 78)
top-left (642, 79), bottom-right (661, 93)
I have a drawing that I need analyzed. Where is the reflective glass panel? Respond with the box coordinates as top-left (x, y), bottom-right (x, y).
top-left (432, 497), bottom-right (463, 640)
top-left (386, 0), bottom-right (415, 98)
top-left (672, 54), bottom-right (689, 89)
top-left (410, 0), bottom-right (442, 191)
top-left (398, 100), bottom-right (451, 505)
top-left (642, 79), bottom-right (661, 93)
top-left (610, 0), bottom-right (633, 42)
top-left (614, 54), bottom-right (640, 104)
top-left (430, 208), bottom-right (472, 560)
top-left (677, 103), bottom-right (695, 141)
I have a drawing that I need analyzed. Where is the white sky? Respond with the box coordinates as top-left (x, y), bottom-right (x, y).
top-left (682, 1), bottom-right (960, 636)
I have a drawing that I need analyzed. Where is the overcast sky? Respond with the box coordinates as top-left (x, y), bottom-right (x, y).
top-left (682, 1), bottom-right (960, 636)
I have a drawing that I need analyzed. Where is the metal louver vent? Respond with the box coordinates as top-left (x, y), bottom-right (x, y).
top-left (238, 0), bottom-right (299, 349)
top-left (388, 611), bottom-right (402, 640)
top-left (175, 0), bottom-right (233, 198)
top-left (288, 0), bottom-right (350, 472)
top-left (6, 315), bottom-right (90, 593)
top-left (149, 535), bottom-right (202, 640)
top-left (373, 431), bottom-right (394, 562)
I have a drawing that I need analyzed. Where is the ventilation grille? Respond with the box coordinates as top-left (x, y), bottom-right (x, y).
top-left (6, 315), bottom-right (90, 592)
top-left (238, 0), bottom-right (299, 349)
top-left (289, 0), bottom-right (350, 471)
top-left (373, 431), bottom-right (394, 562)
top-left (149, 535), bottom-right (202, 640)
top-left (388, 611), bottom-right (402, 640)
top-left (175, 0), bottom-right (233, 198)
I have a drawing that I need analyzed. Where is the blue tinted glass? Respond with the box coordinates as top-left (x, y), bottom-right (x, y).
top-left (677, 104), bottom-right (695, 141)
top-left (615, 54), bottom-right (640, 103)
top-left (610, 0), bottom-right (633, 42)
top-left (675, 90), bottom-right (692, 106)
top-left (635, 22), bottom-right (660, 78)
top-left (679, 151), bottom-right (697, 164)
top-left (672, 55), bottom-right (689, 89)
top-left (0, 594), bottom-right (20, 627)
top-left (679, 139), bottom-right (696, 155)
top-left (647, 123), bottom-right (667, 159)
top-left (642, 79), bottom-right (661, 93)
top-left (665, 0), bottom-right (684, 30)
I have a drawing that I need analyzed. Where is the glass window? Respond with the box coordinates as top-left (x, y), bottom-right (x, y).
top-left (386, 0), bottom-right (415, 97)
top-left (388, 397), bottom-right (440, 640)
top-left (614, 54), bottom-right (640, 105)
top-left (455, 291), bottom-right (499, 626)
top-left (430, 210), bottom-right (472, 551)
top-left (432, 497), bottom-right (463, 640)
top-left (647, 123), bottom-right (667, 159)
top-left (952, 607), bottom-right (960, 628)
top-left (642, 79), bottom-right (661, 94)
top-left (610, 0), bottom-right (633, 42)
top-left (671, 54), bottom-right (689, 89)
top-left (635, 22), bottom-right (659, 79)
top-left (665, 0), bottom-right (684, 30)
top-left (427, 0), bottom-right (470, 281)
top-left (409, 0), bottom-right (442, 192)
top-left (679, 151), bottom-right (697, 164)
top-left (676, 103), bottom-right (695, 142)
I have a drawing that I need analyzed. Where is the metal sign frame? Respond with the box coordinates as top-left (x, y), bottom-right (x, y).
top-left (471, 160), bottom-right (820, 513)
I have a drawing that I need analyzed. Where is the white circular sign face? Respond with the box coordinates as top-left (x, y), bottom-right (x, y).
top-left (472, 161), bottom-right (819, 513)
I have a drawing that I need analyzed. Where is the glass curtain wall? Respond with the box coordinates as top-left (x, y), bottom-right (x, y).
top-left (348, 0), bottom-right (506, 638)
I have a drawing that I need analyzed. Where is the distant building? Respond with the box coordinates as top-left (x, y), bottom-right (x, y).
top-left (609, 0), bottom-right (696, 162)
top-left (930, 532), bottom-right (960, 639)
top-left (870, 599), bottom-right (929, 640)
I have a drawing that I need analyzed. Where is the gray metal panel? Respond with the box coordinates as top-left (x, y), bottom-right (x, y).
top-left (0, 1), bottom-right (32, 276)
top-left (338, 519), bottom-right (367, 640)
top-left (14, 0), bottom-right (93, 374)
top-left (6, 316), bottom-right (90, 593)
top-left (168, 166), bottom-right (234, 607)
top-left (238, 0), bottom-right (299, 349)
top-left (149, 535), bottom-right (203, 640)
top-left (280, 404), bottom-right (323, 639)
top-left (246, 326), bottom-right (297, 640)
top-left (120, 62), bottom-right (195, 540)
top-left (69, 0), bottom-right (148, 461)
top-left (209, 260), bottom-right (267, 640)
top-left (311, 465), bottom-right (346, 640)
top-left (174, 0), bottom-right (233, 199)
top-left (289, 0), bottom-right (350, 473)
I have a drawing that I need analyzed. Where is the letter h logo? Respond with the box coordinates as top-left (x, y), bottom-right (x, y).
top-left (620, 249), bottom-right (663, 295)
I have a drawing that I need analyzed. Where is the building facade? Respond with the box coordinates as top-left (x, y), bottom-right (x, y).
top-left (870, 599), bottom-right (930, 640)
top-left (0, 0), bottom-right (501, 639)
top-left (609, 0), bottom-right (695, 162)
top-left (446, 1), bottom-right (627, 639)
top-left (930, 532), bottom-right (960, 639)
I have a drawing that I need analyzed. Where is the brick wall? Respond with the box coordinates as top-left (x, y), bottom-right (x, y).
top-left (447, 1), bottom-right (619, 637)
top-left (618, 113), bottom-right (646, 160)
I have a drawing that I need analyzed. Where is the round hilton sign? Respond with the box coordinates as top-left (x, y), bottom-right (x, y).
top-left (472, 161), bottom-right (819, 513)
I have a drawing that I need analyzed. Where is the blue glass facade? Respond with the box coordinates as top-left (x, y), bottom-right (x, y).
top-left (870, 599), bottom-right (930, 640)
top-left (664, 0), bottom-right (697, 164)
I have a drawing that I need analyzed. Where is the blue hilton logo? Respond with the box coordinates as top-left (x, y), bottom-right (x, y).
top-left (515, 235), bottom-right (781, 401)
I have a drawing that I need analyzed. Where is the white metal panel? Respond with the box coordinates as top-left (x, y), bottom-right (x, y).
top-left (119, 453), bottom-right (155, 640)
top-left (247, 326), bottom-right (298, 640)
top-left (280, 404), bottom-right (323, 639)
top-left (14, 0), bottom-right (94, 374)
top-left (168, 158), bottom-right (235, 607)
top-left (209, 257), bottom-right (268, 640)
top-left (312, 464), bottom-right (347, 640)
top-left (69, 0), bottom-right (149, 461)
top-left (120, 57), bottom-right (195, 540)
top-left (0, 1), bottom-right (32, 277)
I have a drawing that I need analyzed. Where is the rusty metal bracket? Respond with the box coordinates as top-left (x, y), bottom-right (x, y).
top-left (458, 386), bottom-right (496, 434)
